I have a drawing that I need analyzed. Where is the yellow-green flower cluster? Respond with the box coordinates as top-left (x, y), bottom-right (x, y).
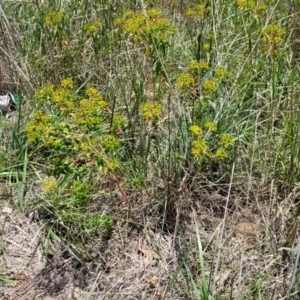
top-left (215, 133), bottom-right (235, 160)
top-left (85, 88), bottom-right (108, 109)
top-left (202, 79), bottom-right (218, 94)
top-left (236, 0), bottom-right (255, 10)
top-left (140, 102), bottom-right (162, 120)
top-left (201, 66), bottom-right (231, 94)
top-left (44, 11), bottom-right (63, 26)
top-left (27, 111), bottom-right (50, 143)
top-left (219, 133), bottom-right (235, 148)
top-left (236, 0), bottom-right (273, 12)
top-left (98, 156), bottom-right (120, 174)
top-left (191, 139), bottom-right (209, 158)
top-left (207, 34), bottom-right (215, 41)
top-left (215, 148), bottom-right (228, 159)
top-left (129, 175), bottom-right (145, 188)
top-left (52, 88), bottom-right (68, 104)
top-left (189, 60), bottom-right (209, 71)
top-left (203, 43), bottom-right (210, 51)
top-left (27, 78), bottom-right (128, 181)
top-left (214, 66), bottom-right (232, 80)
top-left (44, 79), bottom-right (74, 111)
top-left (204, 121), bottom-right (217, 132)
top-left (189, 125), bottom-right (202, 136)
top-left (41, 122), bottom-right (71, 150)
top-left (78, 97), bottom-right (105, 112)
top-left (102, 135), bottom-right (120, 152)
top-left (261, 24), bottom-right (286, 44)
top-left (86, 87), bottom-right (98, 97)
top-left (106, 158), bottom-right (120, 172)
top-left (45, 78), bottom-right (75, 111)
top-left (74, 88), bottom-right (108, 127)
top-left (114, 10), bottom-right (138, 31)
top-left (186, 4), bottom-right (210, 18)
top-left (28, 80), bottom-right (110, 151)
top-left (189, 122), bottom-right (234, 161)
top-left (36, 84), bottom-right (55, 102)
top-left (52, 88), bottom-right (74, 112)
top-left (177, 63), bottom-right (231, 95)
top-left (33, 110), bottom-right (49, 123)
top-left (176, 72), bottom-right (194, 89)
top-left (115, 9), bottom-right (175, 43)
top-left (60, 78), bottom-right (73, 90)
top-left (42, 177), bottom-right (58, 193)
top-left (74, 101), bottom-right (103, 127)
top-left (113, 114), bottom-right (126, 130)
top-left (83, 21), bottom-right (102, 34)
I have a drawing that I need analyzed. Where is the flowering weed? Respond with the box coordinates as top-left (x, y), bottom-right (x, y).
top-left (44, 11), bottom-right (63, 27)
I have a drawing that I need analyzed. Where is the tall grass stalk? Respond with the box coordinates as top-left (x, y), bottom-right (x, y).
top-left (212, 163), bottom-right (235, 295)
top-left (287, 238), bottom-right (300, 299)
top-left (194, 211), bottom-right (210, 300)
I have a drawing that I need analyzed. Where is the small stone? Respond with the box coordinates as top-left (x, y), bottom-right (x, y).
top-left (150, 259), bottom-right (157, 266)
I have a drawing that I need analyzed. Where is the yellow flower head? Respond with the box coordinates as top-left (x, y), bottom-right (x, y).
top-left (115, 9), bottom-right (175, 42)
top-left (189, 125), bottom-right (202, 136)
top-left (191, 138), bottom-right (209, 158)
top-left (214, 66), bottom-right (232, 80)
top-left (42, 177), bottom-right (58, 193)
top-left (189, 60), bottom-right (209, 71)
top-left (204, 121), bottom-right (217, 132)
top-left (106, 158), bottom-right (120, 171)
top-left (202, 79), bottom-right (218, 94)
top-left (236, 0), bottom-right (255, 10)
top-left (84, 21), bottom-right (102, 34)
top-left (203, 43), bottom-right (210, 51)
top-left (140, 102), bottom-right (162, 120)
top-left (26, 111), bottom-right (51, 143)
top-left (86, 87), bottom-right (98, 98)
top-left (176, 72), bottom-right (194, 89)
top-left (186, 4), bottom-right (210, 18)
top-left (33, 110), bottom-right (50, 122)
top-left (261, 24), bottom-right (286, 44)
top-left (216, 148), bottom-right (228, 159)
top-left (44, 11), bottom-right (63, 26)
top-left (113, 114), bottom-right (126, 129)
top-left (36, 84), bottom-right (55, 102)
top-left (60, 78), bottom-right (73, 90)
top-left (102, 135), bottom-right (120, 152)
top-left (219, 133), bottom-right (235, 148)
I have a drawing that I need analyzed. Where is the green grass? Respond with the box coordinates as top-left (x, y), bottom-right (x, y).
top-left (1, 0), bottom-right (300, 298)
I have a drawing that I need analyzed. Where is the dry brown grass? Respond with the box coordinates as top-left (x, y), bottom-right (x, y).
top-left (1, 174), bottom-right (299, 299)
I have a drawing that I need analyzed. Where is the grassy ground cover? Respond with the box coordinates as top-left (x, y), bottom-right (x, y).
top-left (1, 0), bottom-right (300, 299)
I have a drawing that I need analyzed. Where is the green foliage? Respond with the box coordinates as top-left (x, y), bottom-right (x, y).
top-left (27, 79), bottom-right (113, 174)
top-left (115, 9), bottom-right (175, 50)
